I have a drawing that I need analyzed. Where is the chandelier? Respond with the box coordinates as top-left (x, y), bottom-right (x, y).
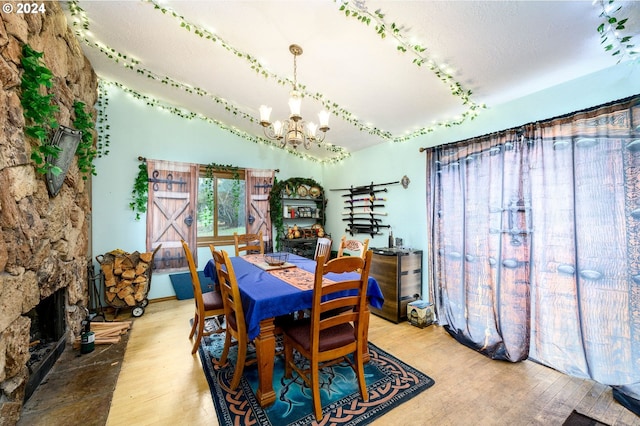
top-left (259, 44), bottom-right (330, 150)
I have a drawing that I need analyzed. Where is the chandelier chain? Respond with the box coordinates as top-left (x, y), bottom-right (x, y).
top-left (293, 52), bottom-right (297, 91)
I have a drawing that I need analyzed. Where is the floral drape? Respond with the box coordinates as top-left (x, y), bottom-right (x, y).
top-left (426, 95), bottom-right (640, 414)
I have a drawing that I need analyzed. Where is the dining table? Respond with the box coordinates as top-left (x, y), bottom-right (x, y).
top-left (203, 252), bottom-right (384, 408)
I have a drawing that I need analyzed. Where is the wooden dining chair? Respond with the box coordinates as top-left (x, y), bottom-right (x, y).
top-left (336, 235), bottom-right (369, 259)
top-left (181, 240), bottom-right (225, 355)
top-left (313, 237), bottom-right (332, 262)
top-left (233, 231), bottom-right (264, 256)
top-left (210, 246), bottom-right (257, 390)
top-left (281, 250), bottom-right (373, 421)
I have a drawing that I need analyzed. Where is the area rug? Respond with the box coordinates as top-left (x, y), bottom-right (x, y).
top-left (562, 410), bottom-right (610, 426)
top-left (197, 325), bottom-right (435, 426)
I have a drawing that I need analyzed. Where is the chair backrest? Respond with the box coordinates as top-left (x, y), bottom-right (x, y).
top-left (210, 246), bottom-right (247, 339)
top-left (336, 235), bottom-right (369, 259)
top-left (314, 237), bottom-right (332, 262)
top-left (310, 250), bottom-right (373, 354)
top-left (181, 240), bottom-right (206, 312)
top-left (234, 231), bottom-right (264, 257)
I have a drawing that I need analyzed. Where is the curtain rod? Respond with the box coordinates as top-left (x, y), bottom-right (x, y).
top-left (137, 157), bottom-right (279, 172)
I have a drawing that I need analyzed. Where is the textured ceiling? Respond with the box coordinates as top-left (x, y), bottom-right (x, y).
top-left (63, 0), bottom-right (639, 162)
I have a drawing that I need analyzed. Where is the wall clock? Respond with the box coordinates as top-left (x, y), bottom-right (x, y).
top-left (401, 175), bottom-right (410, 189)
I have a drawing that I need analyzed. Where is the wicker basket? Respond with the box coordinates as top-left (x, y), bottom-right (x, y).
top-left (264, 252), bottom-right (289, 266)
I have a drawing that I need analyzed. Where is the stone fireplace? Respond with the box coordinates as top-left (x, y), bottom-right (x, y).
top-left (24, 288), bottom-right (67, 402)
top-left (0, 3), bottom-right (97, 424)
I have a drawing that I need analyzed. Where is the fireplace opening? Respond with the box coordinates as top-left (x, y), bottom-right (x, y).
top-left (24, 288), bottom-right (67, 402)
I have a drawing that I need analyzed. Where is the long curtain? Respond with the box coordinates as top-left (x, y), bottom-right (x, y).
top-left (426, 95), bottom-right (640, 413)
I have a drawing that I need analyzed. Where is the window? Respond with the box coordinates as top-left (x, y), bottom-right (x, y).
top-left (197, 166), bottom-right (246, 246)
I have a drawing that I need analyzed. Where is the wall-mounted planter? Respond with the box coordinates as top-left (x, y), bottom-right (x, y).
top-left (46, 126), bottom-right (82, 196)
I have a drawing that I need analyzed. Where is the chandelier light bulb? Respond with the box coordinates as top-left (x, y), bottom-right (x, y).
top-left (288, 91), bottom-right (302, 121)
top-left (307, 122), bottom-right (318, 139)
top-left (273, 120), bottom-right (283, 138)
top-left (259, 105), bottom-right (272, 125)
top-left (318, 110), bottom-right (330, 131)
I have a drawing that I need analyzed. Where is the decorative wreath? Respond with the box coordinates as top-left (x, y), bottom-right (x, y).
top-left (269, 177), bottom-right (324, 250)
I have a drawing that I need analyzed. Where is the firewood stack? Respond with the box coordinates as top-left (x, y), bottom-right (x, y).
top-left (99, 249), bottom-right (154, 308)
top-left (73, 321), bottom-right (132, 349)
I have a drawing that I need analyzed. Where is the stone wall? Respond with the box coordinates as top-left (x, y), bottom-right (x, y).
top-left (0, 2), bottom-right (97, 424)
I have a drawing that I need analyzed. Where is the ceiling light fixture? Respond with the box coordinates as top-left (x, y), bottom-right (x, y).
top-left (259, 44), bottom-right (330, 150)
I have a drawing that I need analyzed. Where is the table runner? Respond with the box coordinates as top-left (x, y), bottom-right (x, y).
top-left (242, 254), bottom-right (334, 291)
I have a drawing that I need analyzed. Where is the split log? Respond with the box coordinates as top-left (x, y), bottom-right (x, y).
top-left (73, 336), bottom-right (121, 349)
top-left (90, 320), bottom-right (131, 328)
top-left (124, 294), bottom-right (136, 307)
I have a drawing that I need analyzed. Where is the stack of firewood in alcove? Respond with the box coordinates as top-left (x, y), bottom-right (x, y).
top-left (73, 320), bottom-right (132, 349)
top-left (99, 249), bottom-right (154, 307)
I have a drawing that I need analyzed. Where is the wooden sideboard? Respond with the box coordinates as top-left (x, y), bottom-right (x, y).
top-left (369, 248), bottom-right (422, 323)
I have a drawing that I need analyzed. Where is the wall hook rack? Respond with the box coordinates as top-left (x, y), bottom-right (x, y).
top-left (333, 180), bottom-right (397, 236)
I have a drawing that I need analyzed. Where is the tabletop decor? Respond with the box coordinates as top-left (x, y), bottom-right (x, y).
top-left (242, 253), bottom-right (296, 271)
top-left (198, 328), bottom-right (435, 426)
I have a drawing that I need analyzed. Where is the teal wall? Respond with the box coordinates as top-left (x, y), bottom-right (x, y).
top-left (322, 64), bottom-right (640, 301)
top-left (92, 84), bottom-right (322, 300)
top-left (92, 64), bottom-right (639, 301)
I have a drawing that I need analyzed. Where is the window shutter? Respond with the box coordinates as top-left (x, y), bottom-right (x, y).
top-left (146, 159), bottom-right (198, 272)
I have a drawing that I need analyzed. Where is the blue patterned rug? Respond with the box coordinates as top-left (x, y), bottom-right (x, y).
top-left (197, 322), bottom-right (435, 425)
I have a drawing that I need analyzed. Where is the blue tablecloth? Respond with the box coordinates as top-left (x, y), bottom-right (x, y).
top-left (204, 254), bottom-right (384, 340)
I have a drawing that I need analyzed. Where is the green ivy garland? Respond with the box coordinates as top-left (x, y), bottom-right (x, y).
top-left (67, 2), bottom-right (347, 162)
top-left (96, 81), bottom-right (111, 158)
top-left (72, 101), bottom-right (97, 179)
top-left (66, 0), bottom-right (480, 158)
top-left (269, 177), bottom-right (324, 251)
top-left (20, 44), bottom-right (61, 175)
top-left (130, 161), bottom-right (149, 220)
top-left (100, 80), bottom-right (349, 163)
top-left (338, 1), bottom-right (485, 133)
top-left (66, 0), bottom-right (639, 159)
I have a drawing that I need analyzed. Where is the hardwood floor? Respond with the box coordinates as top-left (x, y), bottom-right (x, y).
top-left (107, 299), bottom-right (640, 425)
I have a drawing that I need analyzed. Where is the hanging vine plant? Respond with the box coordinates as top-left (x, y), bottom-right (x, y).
top-left (21, 44), bottom-right (104, 181)
top-left (269, 176), bottom-right (324, 250)
top-left (130, 161), bottom-right (148, 220)
top-left (596, 0), bottom-right (637, 63)
top-left (20, 44), bottom-right (61, 175)
top-left (72, 100), bottom-right (98, 179)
